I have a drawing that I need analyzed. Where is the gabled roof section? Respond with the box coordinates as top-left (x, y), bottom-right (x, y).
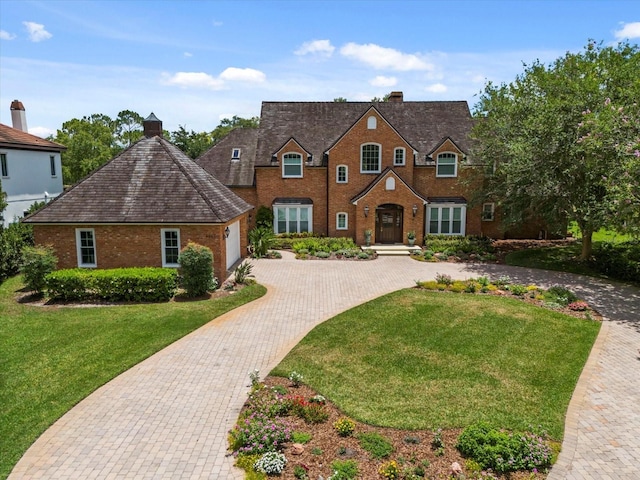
top-left (196, 128), bottom-right (258, 187)
top-left (425, 136), bottom-right (467, 158)
top-left (272, 137), bottom-right (312, 158)
top-left (0, 123), bottom-right (66, 152)
top-left (325, 105), bottom-right (417, 155)
top-left (255, 100), bottom-right (475, 167)
top-left (25, 135), bottom-right (252, 224)
top-left (350, 167), bottom-right (428, 205)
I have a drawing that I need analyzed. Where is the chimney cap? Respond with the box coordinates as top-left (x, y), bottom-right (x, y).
top-left (10, 100), bottom-right (25, 111)
top-left (388, 91), bottom-right (404, 102)
top-left (144, 112), bottom-right (161, 122)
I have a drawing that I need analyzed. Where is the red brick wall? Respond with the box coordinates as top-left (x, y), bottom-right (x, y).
top-left (33, 218), bottom-right (249, 281)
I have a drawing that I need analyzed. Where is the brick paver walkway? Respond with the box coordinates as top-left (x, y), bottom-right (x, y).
top-left (9, 253), bottom-right (640, 479)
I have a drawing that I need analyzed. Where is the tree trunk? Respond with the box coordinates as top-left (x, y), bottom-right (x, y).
top-left (580, 229), bottom-right (593, 261)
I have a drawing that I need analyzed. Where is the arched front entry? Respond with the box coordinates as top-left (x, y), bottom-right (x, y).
top-left (376, 204), bottom-right (403, 244)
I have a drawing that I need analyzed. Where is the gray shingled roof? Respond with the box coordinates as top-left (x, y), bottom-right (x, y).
top-left (196, 128), bottom-right (258, 186)
top-left (24, 135), bottom-right (252, 224)
top-left (197, 100), bottom-right (476, 187)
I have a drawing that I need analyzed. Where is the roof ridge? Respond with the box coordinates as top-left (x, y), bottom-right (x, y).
top-left (159, 138), bottom-right (223, 221)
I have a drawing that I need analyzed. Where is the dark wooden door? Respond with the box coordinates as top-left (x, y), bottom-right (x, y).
top-left (377, 208), bottom-right (403, 243)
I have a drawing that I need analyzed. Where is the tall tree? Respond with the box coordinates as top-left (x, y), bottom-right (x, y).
top-left (210, 115), bottom-right (259, 144)
top-left (472, 41), bottom-right (640, 259)
top-left (53, 114), bottom-right (122, 184)
top-left (170, 126), bottom-right (214, 160)
top-left (114, 110), bottom-right (144, 147)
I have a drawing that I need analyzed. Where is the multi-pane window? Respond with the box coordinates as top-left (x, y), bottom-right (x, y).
top-left (428, 205), bottom-right (466, 235)
top-left (436, 153), bottom-right (457, 177)
top-left (282, 153), bottom-right (303, 178)
top-left (76, 229), bottom-right (96, 267)
top-left (361, 144), bottom-right (381, 173)
top-left (162, 229), bottom-right (180, 267)
top-left (394, 148), bottom-right (405, 165)
top-left (1, 153), bottom-right (7, 177)
top-left (336, 212), bottom-right (348, 230)
top-left (336, 165), bottom-right (348, 183)
top-left (274, 205), bottom-right (311, 234)
top-left (50, 155), bottom-right (56, 176)
top-left (482, 203), bottom-right (495, 221)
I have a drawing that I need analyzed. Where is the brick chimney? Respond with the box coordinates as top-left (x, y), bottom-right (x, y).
top-left (388, 91), bottom-right (404, 103)
top-left (10, 100), bottom-right (28, 132)
top-left (143, 112), bottom-right (163, 138)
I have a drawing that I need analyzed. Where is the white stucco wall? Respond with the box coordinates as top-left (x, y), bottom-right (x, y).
top-left (1, 148), bottom-right (63, 226)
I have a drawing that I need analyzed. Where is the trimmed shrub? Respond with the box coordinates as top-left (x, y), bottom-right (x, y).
top-left (0, 221), bottom-right (34, 281)
top-left (255, 205), bottom-right (274, 229)
top-left (178, 242), bottom-right (214, 297)
top-left (593, 240), bottom-right (640, 283)
top-left (21, 245), bottom-right (58, 293)
top-left (45, 268), bottom-right (178, 302)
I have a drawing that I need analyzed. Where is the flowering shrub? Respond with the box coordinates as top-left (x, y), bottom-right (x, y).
top-left (245, 384), bottom-right (292, 418)
top-left (568, 301), bottom-right (589, 311)
top-left (229, 411), bottom-right (292, 454)
top-left (435, 272), bottom-right (453, 285)
top-left (289, 395), bottom-right (329, 424)
top-left (254, 451), bottom-right (287, 474)
top-left (289, 371), bottom-right (304, 386)
top-left (334, 417), bottom-right (356, 437)
top-left (378, 460), bottom-right (400, 479)
top-left (456, 422), bottom-right (552, 473)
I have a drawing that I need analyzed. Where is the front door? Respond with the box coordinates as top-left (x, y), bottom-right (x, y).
top-left (376, 205), bottom-right (403, 244)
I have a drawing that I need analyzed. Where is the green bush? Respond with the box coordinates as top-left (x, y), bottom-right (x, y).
top-left (292, 237), bottom-right (357, 255)
top-left (249, 227), bottom-right (276, 258)
top-left (178, 242), bottom-right (214, 297)
top-left (0, 221), bottom-right (34, 282)
top-left (593, 240), bottom-right (640, 283)
top-left (424, 235), bottom-right (494, 256)
top-left (357, 432), bottom-right (394, 459)
top-left (45, 268), bottom-right (178, 302)
top-left (456, 422), bottom-right (553, 473)
top-left (21, 245), bottom-right (57, 293)
top-left (255, 205), bottom-right (274, 229)
top-left (329, 459), bottom-right (359, 480)
top-left (544, 285), bottom-right (578, 306)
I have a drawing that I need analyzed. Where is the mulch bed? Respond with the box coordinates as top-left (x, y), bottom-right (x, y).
top-left (240, 376), bottom-right (549, 479)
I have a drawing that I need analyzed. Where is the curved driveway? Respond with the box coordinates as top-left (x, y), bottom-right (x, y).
top-left (9, 252), bottom-right (640, 479)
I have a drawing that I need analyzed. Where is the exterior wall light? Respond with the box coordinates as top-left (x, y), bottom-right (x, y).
top-left (364, 205), bottom-right (369, 217)
top-left (412, 204), bottom-right (418, 217)
top-left (224, 226), bottom-right (230, 238)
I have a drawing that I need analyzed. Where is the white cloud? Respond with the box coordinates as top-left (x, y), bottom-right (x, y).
top-left (183, 52), bottom-right (193, 57)
top-left (0, 30), bottom-right (16, 40)
top-left (614, 22), bottom-right (640, 39)
top-left (370, 76), bottom-right (397, 87)
top-left (212, 20), bottom-right (223, 27)
top-left (425, 83), bottom-right (448, 93)
top-left (219, 67), bottom-right (266, 83)
top-left (340, 42), bottom-right (431, 71)
top-left (161, 72), bottom-right (225, 90)
top-left (29, 126), bottom-right (55, 138)
top-left (295, 39), bottom-right (335, 57)
top-left (23, 21), bottom-right (52, 42)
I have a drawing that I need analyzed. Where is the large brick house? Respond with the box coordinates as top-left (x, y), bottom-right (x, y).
top-left (197, 92), bottom-right (544, 245)
top-left (24, 115), bottom-right (252, 278)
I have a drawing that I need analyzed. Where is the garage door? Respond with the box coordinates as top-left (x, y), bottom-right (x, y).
top-left (225, 221), bottom-right (241, 270)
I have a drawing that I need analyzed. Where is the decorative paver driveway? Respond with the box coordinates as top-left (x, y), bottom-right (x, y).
top-left (9, 253), bottom-right (640, 479)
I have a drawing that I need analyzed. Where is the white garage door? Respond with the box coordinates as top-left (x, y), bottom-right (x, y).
top-left (225, 221), bottom-right (241, 270)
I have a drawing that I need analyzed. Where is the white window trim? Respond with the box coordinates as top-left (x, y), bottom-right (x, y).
top-left (394, 147), bottom-right (406, 166)
top-left (75, 228), bottom-right (97, 268)
top-left (161, 228), bottom-right (181, 267)
top-left (336, 212), bottom-right (348, 230)
top-left (273, 204), bottom-right (313, 234)
top-left (1, 152), bottom-right (8, 178)
top-left (367, 116), bottom-right (377, 129)
top-left (427, 204), bottom-right (466, 236)
top-left (360, 143), bottom-right (381, 174)
top-left (336, 164), bottom-right (348, 183)
top-left (231, 148), bottom-right (241, 160)
top-left (282, 152), bottom-right (303, 178)
top-left (482, 202), bottom-right (495, 221)
top-left (436, 152), bottom-right (458, 178)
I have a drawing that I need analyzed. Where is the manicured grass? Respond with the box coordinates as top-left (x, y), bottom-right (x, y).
top-left (505, 243), bottom-right (600, 276)
top-left (272, 289), bottom-right (600, 441)
top-left (568, 222), bottom-right (632, 243)
top-left (0, 276), bottom-right (266, 480)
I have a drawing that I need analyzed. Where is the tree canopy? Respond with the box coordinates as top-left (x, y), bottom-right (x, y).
top-left (471, 41), bottom-right (640, 259)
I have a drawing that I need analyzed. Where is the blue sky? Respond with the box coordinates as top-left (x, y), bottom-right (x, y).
top-left (1, 0), bottom-right (638, 137)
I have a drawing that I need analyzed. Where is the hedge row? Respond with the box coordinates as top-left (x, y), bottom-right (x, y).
top-left (593, 240), bottom-right (640, 284)
top-left (45, 267), bottom-right (178, 302)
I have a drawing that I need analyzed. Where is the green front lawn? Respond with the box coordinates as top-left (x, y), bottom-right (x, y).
top-left (272, 289), bottom-right (600, 441)
top-left (0, 276), bottom-right (266, 479)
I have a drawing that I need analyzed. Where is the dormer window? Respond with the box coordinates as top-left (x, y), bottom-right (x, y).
top-left (282, 153), bottom-right (303, 178)
top-left (231, 148), bottom-right (241, 160)
top-left (436, 153), bottom-right (458, 177)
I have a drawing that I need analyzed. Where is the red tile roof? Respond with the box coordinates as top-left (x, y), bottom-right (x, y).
top-left (0, 123), bottom-right (66, 151)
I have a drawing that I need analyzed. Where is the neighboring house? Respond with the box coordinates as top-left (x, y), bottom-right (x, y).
top-left (24, 114), bottom-right (252, 279)
top-left (197, 91), bottom-right (547, 246)
top-left (0, 100), bottom-right (66, 227)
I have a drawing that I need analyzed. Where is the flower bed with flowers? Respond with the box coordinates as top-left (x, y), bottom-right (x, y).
top-left (230, 376), bottom-right (556, 480)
